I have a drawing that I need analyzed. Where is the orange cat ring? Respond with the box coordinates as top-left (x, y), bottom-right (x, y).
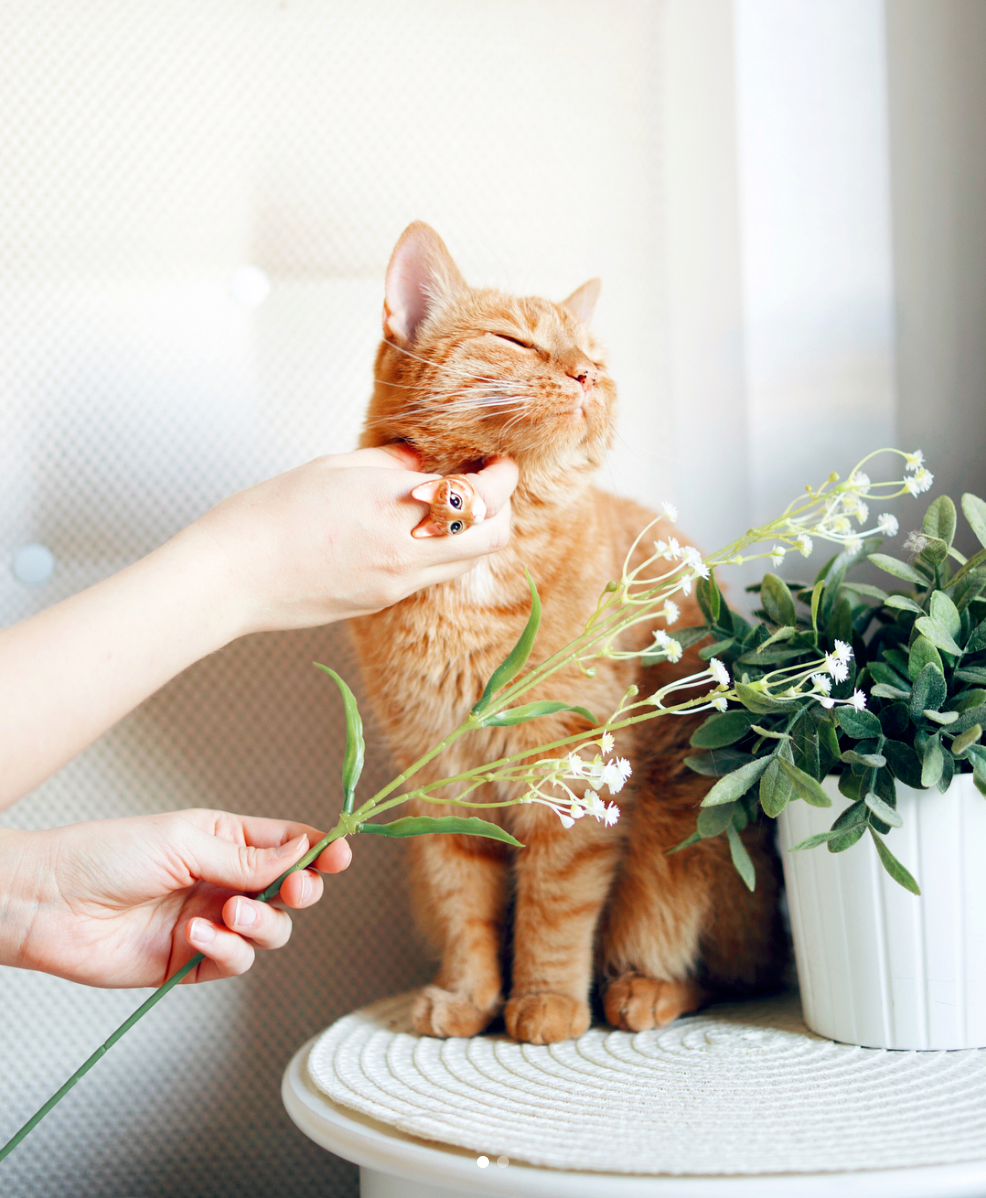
top-left (410, 474), bottom-right (486, 538)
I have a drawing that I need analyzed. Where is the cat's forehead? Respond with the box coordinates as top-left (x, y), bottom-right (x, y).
top-left (461, 289), bottom-right (599, 353)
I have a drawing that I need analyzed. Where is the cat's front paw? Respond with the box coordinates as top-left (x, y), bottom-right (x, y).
top-left (602, 974), bottom-right (705, 1031)
top-left (412, 985), bottom-right (499, 1038)
top-left (504, 993), bottom-right (591, 1044)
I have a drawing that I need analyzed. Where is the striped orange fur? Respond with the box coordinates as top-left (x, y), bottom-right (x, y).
top-left (350, 223), bottom-right (785, 1044)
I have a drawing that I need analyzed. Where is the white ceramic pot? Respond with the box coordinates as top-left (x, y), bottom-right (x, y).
top-left (777, 773), bottom-right (986, 1050)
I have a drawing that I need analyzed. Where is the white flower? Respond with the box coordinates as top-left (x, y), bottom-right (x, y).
top-left (661, 501), bottom-right (678, 522)
top-left (851, 689), bottom-right (867, 712)
top-left (850, 471), bottom-right (871, 493)
top-left (568, 801), bottom-right (585, 821)
top-left (796, 534), bottom-right (814, 557)
top-left (811, 673), bottom-right (832, 694)
top-left (833, 516), bottom-right (852, 535)
top-left (854, 501), bottom-right (869, 525)
top-left (680, 576), bottom-right (693, 596)
top-left (584, 790), bottom-right (606, 817)
top-left (662, 599), bottom-right (680, 626)
top-left (652, 629), bottom-right (671, 649)
top-left (833, 640), bottom-right (853, 665)
top-left (711, 694), bottom-right (728, 711)
top-left (904, 450), bottom-right (924, 471)
top-left (770, 545), bottom-right (786, 566)
top-left (654, 539), bottom-right (667, 556)
top-left (709, 657), bottom-right (730, 687)
top-left (557, 812), bottom-right (575, 828)
top-left (664, 537), bottom-right (682, 561)
top-left (818, 695), bottom-right (836, 709)
top-left (602, 802), bottom-right (621, 827)
top-left (877, 513), bottom-right (899, 537)
top-left (599, 732), bottom-right (615, 754)
top-left (905, 467), bottom-right (934, 495)
top-left (567, 751), bottom-right (585, 777)
top-left (664, 636), bottom-right (683, 663)
top-left (602, 757), bottom-right (632, 794)
top-left (824, 645), bottom-right (851, 684)
top-left (845, 536), bottom-right (862, 555)
top-left (682, 545), bottom-right (703, 569)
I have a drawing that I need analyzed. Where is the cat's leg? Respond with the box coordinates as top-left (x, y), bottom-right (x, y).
top-left (599, 828), bottom-right (711, 1032)
top-left (409, 829), bottom-right (510, 1038)
top-left (505, 818), bottom-right (620, 1045)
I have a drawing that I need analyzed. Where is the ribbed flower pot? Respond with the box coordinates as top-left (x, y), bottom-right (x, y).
top-left (777, 774), bottom-right (986, 1050)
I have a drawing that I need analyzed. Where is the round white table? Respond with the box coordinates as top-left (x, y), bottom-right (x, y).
top-left (282, 992), bottom-right (986, 1198)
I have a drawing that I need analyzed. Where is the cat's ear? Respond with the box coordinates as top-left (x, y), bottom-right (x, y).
top-left (383, 223), bottom-right (467, 346)
top-left (561, 278), bottom-right (601, 326)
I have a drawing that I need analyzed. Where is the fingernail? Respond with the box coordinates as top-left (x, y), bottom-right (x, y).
top-left (189, 918), bottom-right (216, 944)
top-left (232, 898), bottom-right (257, 928)
top-left (275, 833), bottom-right (308, 859)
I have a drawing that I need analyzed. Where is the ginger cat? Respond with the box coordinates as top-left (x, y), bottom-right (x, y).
top-left (350, 223), bottom-right (785, 1045)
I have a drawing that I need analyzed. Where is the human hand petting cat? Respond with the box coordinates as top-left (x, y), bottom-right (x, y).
top-left (195, 444), bottom-right (518, 630)
top-left (0, 811), bottom-right (351, 986)
top-left (0, 445), bottom-right (517, 807)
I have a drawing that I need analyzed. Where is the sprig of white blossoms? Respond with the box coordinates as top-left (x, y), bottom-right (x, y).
top-left (521, 736), bottom-right (626, 828)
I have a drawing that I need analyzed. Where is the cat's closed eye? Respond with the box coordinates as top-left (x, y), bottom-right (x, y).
top-left (490, 331), bottom-right (537, 351)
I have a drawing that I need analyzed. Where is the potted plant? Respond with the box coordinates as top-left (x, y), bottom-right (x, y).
top-left (679, 483), bottom-right (986, 1049)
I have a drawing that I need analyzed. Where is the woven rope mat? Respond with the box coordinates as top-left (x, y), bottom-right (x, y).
top-left (308, 991), bottom-right (986, 1176)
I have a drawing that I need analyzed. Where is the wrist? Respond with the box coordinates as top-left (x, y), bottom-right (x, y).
top-left (0, 829), bottom-right (45, 971)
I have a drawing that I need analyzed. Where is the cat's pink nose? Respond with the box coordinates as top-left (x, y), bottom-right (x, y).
top-left (570, 364), bottom-right (598, 392)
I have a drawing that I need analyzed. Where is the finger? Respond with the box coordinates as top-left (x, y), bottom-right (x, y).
top-left (468, 456), bottom-right (518, 518)
top-left (221, 895), bottom-right (296, 949)
top-left (340, 443), bottom-right (423, 471)
top-left (312, 837), bottom-right (351, 874)
top-left (185, 827), bottom-right (311, 895)
top-left (276, 867), bottom-right (324, 909)
top-left (185, 917), bottom-right (257, 979)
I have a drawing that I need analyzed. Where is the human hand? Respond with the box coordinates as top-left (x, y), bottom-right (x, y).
top-left (0, 811), bottom-right (351, 987)
top-left (188, 446), bottom-right (518, 634)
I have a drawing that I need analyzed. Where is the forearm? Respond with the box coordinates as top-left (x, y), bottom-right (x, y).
top-left (0, 828), bottom-right (41, 969)
top-left (0, 525), bottom-right (245, 809)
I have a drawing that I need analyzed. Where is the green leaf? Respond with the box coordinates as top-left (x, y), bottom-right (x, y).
top-left (954, 567), bottom-right (986, 611)
top-left (315, 665), bottom-right (365, 815)
top-left (948, 548), bottom-right (986, 590)
top-left (481, 701), bottom-right (596, 728)
top-left (826, 595), bottom-right (853, 647)
top-left (956, 667), bottom-right (986, 686)
top-left (726, 824), bottom-right (756, 892)
top-left (952, 703), bottom-right (986, 735)
top-left (697, 638), bottom-right (736, 661)
top-left (835, 706), bottom-right (883, 740)
top-left (920, 732), bottom-right (944, 788)
top-left (776, 756), bottom-right (833, 807)
top-left (790, 826), bottom-right (863, 851)
top-left (872, 682), bottom-right (913, 701)
top-left (878, 701), bottom-right (911, 739)
top-left (734, 682), bottom-right (792, 714)
top-left (869, 828), bottom-right (920, 894)
top-left (883, 738), bottom-right (924, 788)
top-left (810, 580), bottom-right (824, 632)
top-left (884, 595), bottom-right (924, 615)
top-left (761, 573), bottom-right (797, 627)
top-left (914, 616), bottom-right (963, 657)
top-left (472, 570), bottom-right (541, 715)
top-left (967, 619), bottom-right (986, 655)
top-left (908, 635), bottom-right (945, 681)
top-left (696, 801), bottom-right (738, 838)
top-left (751, 724), bottom-right (793, 741)
top-left (840, 749), bottom-right (887, 768)
top-left (700, 756), bottom-right (774, 806)
top-left (869, 554), bottom-right (925, 584)
top-left (690, 710), bottom-right (759, 749)
top-left (759, 756), bottom-right (795, 818)
top-left (924, 495), bottom-right (957, 547)
top-left (695, 572), bottom-right (723, 626)
top-left (923, 709), bottom-right (959, 726)
top-left (842, 582), bottom-right (889, 602)
top-left (910, 661), bottom-right (947, 718)
top-left (667, 830), bottom-right (702, 855)
top-left (357, 815), bottom-right (524, 847)
top-left (826, 801), bottom-right (868, 852)
top-left (916, 535), bottom-right (949, 568)
top-left (864, 792), bottom-right (902, 828)
top-left (962, 493), bottom-right (986, 549)
top-left (684, 748), bottom-right (755, 777)
top-left (951, 724), bottom-right (983, 756)
top-left (930, 591), bottom-right (962, 640)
